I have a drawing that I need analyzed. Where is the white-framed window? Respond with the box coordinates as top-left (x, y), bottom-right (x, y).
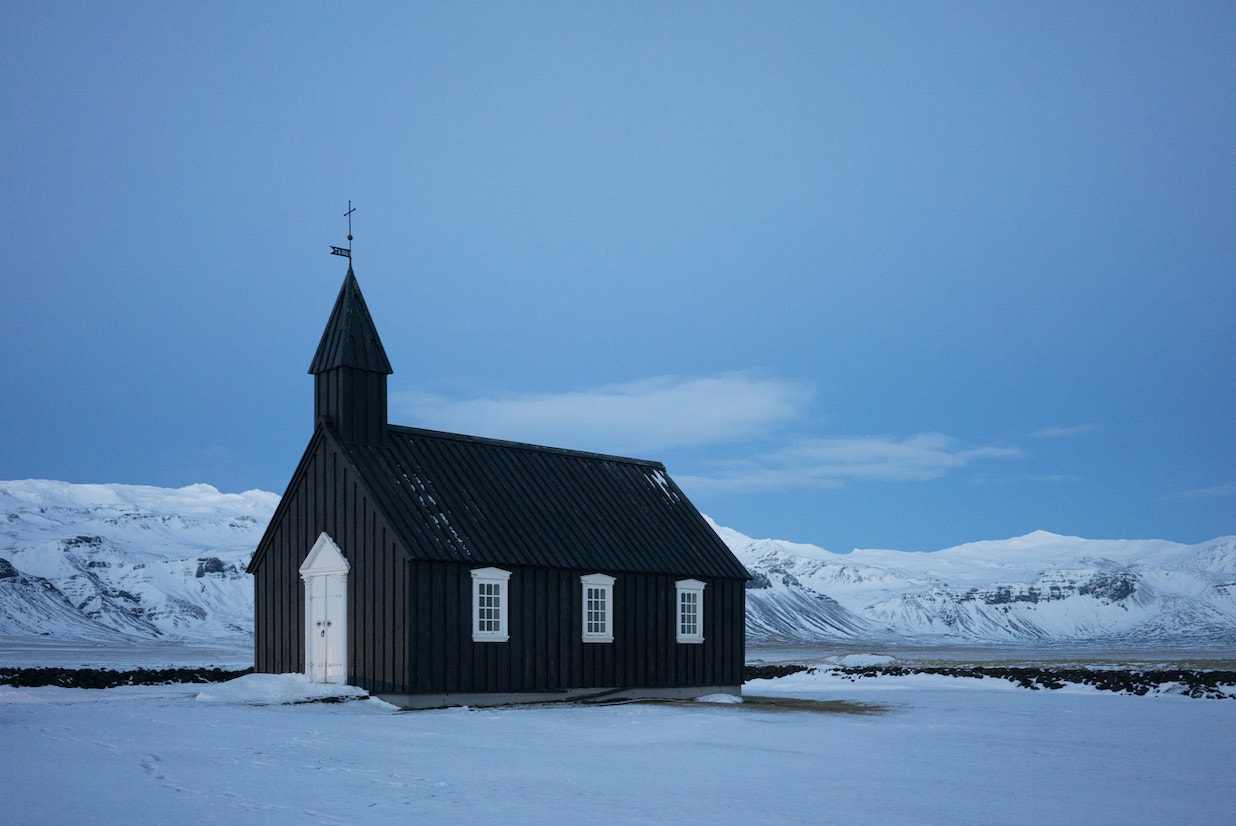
top-left (471, 567), bottom-right (512, 642)
top-left (676, 578), bottom-right (705, 644)
top-left (581, 573), bottom-right (615, 643)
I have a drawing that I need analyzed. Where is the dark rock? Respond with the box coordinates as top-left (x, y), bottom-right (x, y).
top-left (195, 557), bottom-right (228, 577)
top-left (0, 666), bottom-right (254, 689)
top-left (980, 585), bottom-right (1044, 605)
top-left (744, 663), bottom-right (816, 681)
top-left (1080, 571), bottom-right (1137, 601)
top-left (825, 662), bottom-right (1236, 698)
top-left (745, 571), bottom-right (771, 590)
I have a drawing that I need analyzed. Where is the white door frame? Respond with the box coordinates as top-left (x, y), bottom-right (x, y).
top-left (299, 533), bottom-right (350, 684)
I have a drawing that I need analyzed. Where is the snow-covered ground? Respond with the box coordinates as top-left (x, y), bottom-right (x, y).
top-left (3, 668), bottom-right (1233, 824)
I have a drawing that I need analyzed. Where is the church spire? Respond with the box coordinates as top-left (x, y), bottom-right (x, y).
top-left (309, 266), bottom-right (393, 376)
top-left (309, 266), bottom-right (392, 443)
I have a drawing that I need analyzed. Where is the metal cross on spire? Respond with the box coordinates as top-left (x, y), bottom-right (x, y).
top-left (330, 200), bottom-right (356, 260)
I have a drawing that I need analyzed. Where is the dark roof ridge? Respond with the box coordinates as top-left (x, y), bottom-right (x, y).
top-left (383, 423), bottom-right (666, 470)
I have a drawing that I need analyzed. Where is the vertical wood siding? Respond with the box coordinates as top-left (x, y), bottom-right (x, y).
top-left (254, 436), bottom-right (745, 696)
top-left (314, 369), bottom-right (387, 445)
top-left (252, 437), bottom-right (412, 694)
top-left (398, 564), bottom-right (744, 694)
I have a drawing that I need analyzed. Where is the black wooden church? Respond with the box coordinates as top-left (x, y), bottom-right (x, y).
top-left (247, 264), bottom-right (748, 707)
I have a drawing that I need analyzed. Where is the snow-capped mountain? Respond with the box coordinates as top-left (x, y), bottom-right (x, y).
top-left (718, 521), bottom-right (1236, 646)
top-left (2, 480), bottom-right (1234, 650)
top-left (0, 480), bottom-right (275, 644)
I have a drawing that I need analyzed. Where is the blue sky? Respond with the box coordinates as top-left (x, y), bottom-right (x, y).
top-left (3, 2), bottom-right (1233, 551)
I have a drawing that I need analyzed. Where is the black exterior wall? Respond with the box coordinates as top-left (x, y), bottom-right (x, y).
top-left (395, 563), bottom-right (744, 696)
top-left (251, 429), bottom-right (745, 696)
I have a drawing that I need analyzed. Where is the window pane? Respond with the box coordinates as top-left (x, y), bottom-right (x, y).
top-left (680, 591), bottom-right (698, 636)
top-left (477, 580), bottom-right (503, 634)
top-left (582, 583), bottom-right (612, 638)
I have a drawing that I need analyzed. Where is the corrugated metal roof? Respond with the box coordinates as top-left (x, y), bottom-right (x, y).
top-left (308, 267), bottom-right (393, 375)
top-left (340, 425), bottom-right (750, 580)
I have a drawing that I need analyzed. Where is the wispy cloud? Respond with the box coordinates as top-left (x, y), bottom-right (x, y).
top-left (679, 433), bottom-right (1024, 493)
top-left (969, 472), bottom-right (1082, 485)
top-left (398, 373), bottom-right (813, 456)
top-left (1027, 423), bottom-right (1097, 440)
top-left (399, 375), bottom-right (1024, 494)
top-left (1169, 482), bottom-right (1236, 500)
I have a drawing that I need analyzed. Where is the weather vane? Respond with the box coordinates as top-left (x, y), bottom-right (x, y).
top-left (330, 200), bottom-right (355, 259)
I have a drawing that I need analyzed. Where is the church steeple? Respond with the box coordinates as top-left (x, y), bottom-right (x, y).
top-left (309, 266), bottom-right (392, 443)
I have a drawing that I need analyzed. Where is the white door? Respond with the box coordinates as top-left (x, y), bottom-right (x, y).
top-left (306, 573), bottom-right (347, 683)
top-left (299, 533), bottom-right (350, 684)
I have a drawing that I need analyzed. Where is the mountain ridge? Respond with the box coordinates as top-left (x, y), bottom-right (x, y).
top-left (716, 519), bottom-right (1236, 646)
top-left (2, 480), bottom-right (1233, 650)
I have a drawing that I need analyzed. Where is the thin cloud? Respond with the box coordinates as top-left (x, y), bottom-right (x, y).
top-left (398, 373), bottom-right (813, 455)
top-left (1028, 424), bottom-right (1097, 440)
top-left (399, 377), bottom-right (1023, 495)
top-left (1169, 482), bottom-right (1236, 500)
top-left (969, 472), bottom-right (1082, 485)
top-left (679, 433), bottom-right (1024, 493)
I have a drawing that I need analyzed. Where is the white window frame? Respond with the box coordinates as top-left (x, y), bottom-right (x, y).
top-left (580, 573), bottom-right (615, 643)
top-left (676, 578), bottom-right (705, 644)
top-left (471, 567), bottom-right (511, 642)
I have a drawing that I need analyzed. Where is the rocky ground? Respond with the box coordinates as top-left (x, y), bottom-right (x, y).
top-left (744, 662), bottom-right (1236, 699)
top-left (3, 663), bottom-right (1233, 697)
top-left (0, 666), bottom-right (252, 689)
